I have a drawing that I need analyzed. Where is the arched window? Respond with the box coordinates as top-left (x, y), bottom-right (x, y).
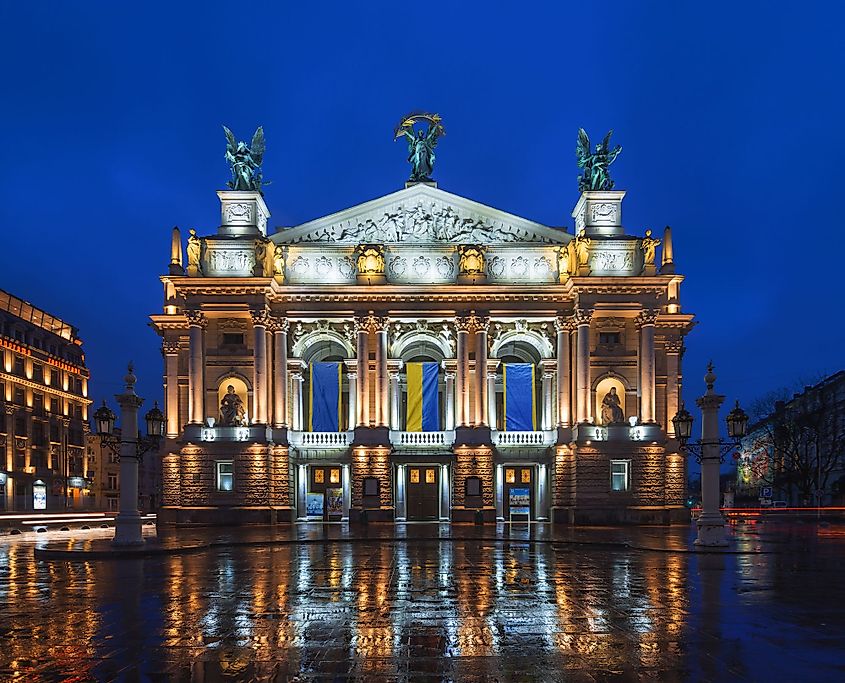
top-left (494, 340), bottom-right (543, 431)
top-left (302, 339), bottom-right (349, 431)
top-left (399, 337), bottom-right (446, 431)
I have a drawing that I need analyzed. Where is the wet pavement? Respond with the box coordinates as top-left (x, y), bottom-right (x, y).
top-left (1, 522), bottom-right (844, 682)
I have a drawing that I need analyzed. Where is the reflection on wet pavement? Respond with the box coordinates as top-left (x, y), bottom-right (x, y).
top-left (1, 522), bottom-right (844, 681)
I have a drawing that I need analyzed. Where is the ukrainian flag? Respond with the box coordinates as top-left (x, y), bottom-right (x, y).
top-left (309, 362), bottom-right (342, 431)
top-left (406, 362), bottom-right (440, 431)
top-left (504, 363), bottom-right (536, 431)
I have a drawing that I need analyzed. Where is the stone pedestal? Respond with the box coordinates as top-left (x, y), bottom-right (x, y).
top-left (571, 190), bottom-right (625, 237)
top-left (217, 190), bottom-right (270, 237)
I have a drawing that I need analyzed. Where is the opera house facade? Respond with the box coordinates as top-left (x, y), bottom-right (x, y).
top-left (152, 157), bottom-right (693, 525)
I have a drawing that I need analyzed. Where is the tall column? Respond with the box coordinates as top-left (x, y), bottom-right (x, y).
top-left (354, 316), bottom-right (370, 427)
top-left (637, 309), bottom-right (658, 423)
top-left (573, 308), bottom-right (593, 423)
top-left (389, 369), bottom-right (401, 431)
top-left (290, 368), bottom-right (304, 430)
top-left (250, 310), bottom-right (271, 424)
top-left (186, 310), bottom-right (207, 424)
top-left (444, 370), bottom-right (456, 430)
top-left (455, 316), bottom-right (472, 427)
top-left (472, 314), bottom-right (489, 427)
top-left (372, 315), bottom-right (389, 427)
top-left (113, 364), bottom-right (144, 546)
top-left (346, 367), bottom-right (357, 432)
top-left (555, 316), bottom-right (573, 427)
top-left (4, 406), bottom-right (14, 508)
top-left (696, 363), bottom-right (728, 546)
top-left (487, 371), bottom-right (497, 430)
top-left (162, 340), bottom-right (180, 437)
top-left (665, 338), bottom-right (682, 436)
top-left (271, 317), bottom-right (289, 428)
top-left (542, 367), bottom-right (554, 431)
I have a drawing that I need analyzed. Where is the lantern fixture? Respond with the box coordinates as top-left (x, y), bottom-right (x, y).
top-left (726, 400), bottom-right (749, 441)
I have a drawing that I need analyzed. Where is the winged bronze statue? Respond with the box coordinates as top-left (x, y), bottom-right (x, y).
top-left (576, 128), bottom-right (622, 192)
top-left (223, 125), bottom-right (266, 192)
top-left (394, 112), bottom-right (445, 182)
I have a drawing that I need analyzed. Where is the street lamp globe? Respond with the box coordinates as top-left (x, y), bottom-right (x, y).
top-left (672, 403), bottom-right (694, 443)
top-left (144, 402), bottom-right (165, 438)
top-left (726, 400), bottom-right (749, 441)
top-left (94, 400), bottom-right (116, 437)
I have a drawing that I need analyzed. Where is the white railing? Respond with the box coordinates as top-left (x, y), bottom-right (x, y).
top-left (391, 430), bottom-right (455, 447)
top-left (494, 430), bottom-right (556, 447)
top-left (289, 431), bottom-right (353, 448)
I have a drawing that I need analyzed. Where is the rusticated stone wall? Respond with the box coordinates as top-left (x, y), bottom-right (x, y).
top-left (635, 445), bottom-right (666, 505)
top-left (664, 451), bottom-right (685, 506)
top-left (351, 446), bottom-right (392, 509)
top-left (269, 445), bottom-right (293, 508)
top-left (180, 445), bottom-right (213, 505)
top-left (452, 447), bottom-right (493, 507)
top-left (161, 451), bottom-right (181, 506)
top-left (552, 445), bottom-right (575, 507)
top-left (235, 444), bottom-right (270, 506)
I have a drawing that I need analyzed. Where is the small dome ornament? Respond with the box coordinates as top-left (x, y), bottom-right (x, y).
top-left (704, 361), bottom-right (716, 390)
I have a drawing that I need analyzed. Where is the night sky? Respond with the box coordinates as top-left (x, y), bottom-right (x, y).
top-left (1, 2), bottom-right (843, 440)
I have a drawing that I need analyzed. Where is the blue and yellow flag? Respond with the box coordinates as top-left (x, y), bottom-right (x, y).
top-left (309, 362), bottom-right (342, 431)
top-left (504, 363), bottom-right (536, 431)
top-left (406, 362), bottom-right (440, 431)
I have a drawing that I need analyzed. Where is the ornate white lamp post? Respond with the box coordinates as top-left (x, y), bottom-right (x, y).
top-left (93, 364), bottom-right (164, 546)
top-left (672, 363), bottom-right (748, 547)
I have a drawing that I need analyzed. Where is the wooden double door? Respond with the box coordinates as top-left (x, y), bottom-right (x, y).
top-left (503, 465), bottom-right (534, 520)
top-left (406, 466), bottom-right (440, 521)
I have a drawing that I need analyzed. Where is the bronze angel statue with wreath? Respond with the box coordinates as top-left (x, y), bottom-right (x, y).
top-left (394, 113), bottom-right (445, 182)
top-left (223, 125), bottom-right (266, 192)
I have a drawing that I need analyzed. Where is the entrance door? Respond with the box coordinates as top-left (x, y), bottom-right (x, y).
top-left (309, 466), bottom-right (343, 521)
top-left (504, 466), bottom-right (534, 520)
top-left (406, 466), bottom-right (439, 521)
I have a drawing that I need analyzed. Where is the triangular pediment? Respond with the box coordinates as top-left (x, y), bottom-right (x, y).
top-left (272, 184), bottom-right (571, 245)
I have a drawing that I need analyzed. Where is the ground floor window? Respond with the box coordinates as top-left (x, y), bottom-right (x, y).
top-left (610, 460), bottom-right (630, 492)
top-left (107, 496), bottom-right (118, 511)
top-left (216, 461), bottom-right (234, 492)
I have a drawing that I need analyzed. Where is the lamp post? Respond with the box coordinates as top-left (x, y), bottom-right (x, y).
top-left (672, 363), bottom-right (748, 547)
top-left (93, 364), bottom-right (164, 546)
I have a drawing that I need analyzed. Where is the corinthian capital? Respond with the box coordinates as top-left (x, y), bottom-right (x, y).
top-left (250, 309), bottom-right (273, 328)
top-left (469, 313), bottom-right (490, 333)
top-left (367, 314), bottom-right (390, 333)
top-left (266, 316), bottom-right (289, 333)
top-left (454, 315), bottom-right (473, 333)
top-left (635, 309), bottom-right (659, 328)
top-left (161, 340), bottom-right (180, 355)
top-left (571, 308), bottom-right (593, 327)
top-left (185, 309), bottom-right (207, 328)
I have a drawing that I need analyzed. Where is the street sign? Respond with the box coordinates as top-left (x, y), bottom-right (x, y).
top-left (760, 486), bottom-right (773, 498)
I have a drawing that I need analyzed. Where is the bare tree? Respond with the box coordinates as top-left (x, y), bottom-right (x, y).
top-left (745, 375), bottom-right (845, 504)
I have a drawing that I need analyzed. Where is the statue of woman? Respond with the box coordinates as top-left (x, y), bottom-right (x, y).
top-left (396, 116), bottom-right (444, 182)
top-left (641, 229), bottom-right (661, 267)
top-left (187, 229), bottom-right (202, 275)
top-left (600, 386), bottom-right (624, 424)
top-left (219, 385), bottom-right (246, 426)
top-left (273, 245), bottom-right (285, 281)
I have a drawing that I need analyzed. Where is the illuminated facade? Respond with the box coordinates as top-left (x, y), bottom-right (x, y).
top-left (0, 289), bottom-right (91, 511)
top-left (153, 179), bottom-right (693, 525)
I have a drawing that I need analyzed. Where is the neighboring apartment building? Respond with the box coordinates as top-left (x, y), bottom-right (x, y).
top-left (86, 430), bottom-right (161, 513)
top-left (150, 141), bottom-right (694, 526)
top-left (738, 371), bottom-right (845, 506)
top-left (0, 290), bottom-right (92, 511)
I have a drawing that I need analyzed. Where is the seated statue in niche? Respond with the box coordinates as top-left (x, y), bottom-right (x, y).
top-left (219, 385), bottom-right (246, 426)
top-left (600, 387), bottom-right (625, 424)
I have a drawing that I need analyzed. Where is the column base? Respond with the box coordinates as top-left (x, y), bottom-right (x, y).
top-left (112, 513), bottom-right (144, 546)
top-left (694, 513), bottom-right (728, 547)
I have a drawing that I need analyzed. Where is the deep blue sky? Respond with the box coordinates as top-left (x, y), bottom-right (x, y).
top-left (1, 2), bottom-right (843, 431)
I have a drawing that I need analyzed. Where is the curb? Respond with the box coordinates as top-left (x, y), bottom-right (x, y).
top-left (33, 534), bottom-right (774, 562)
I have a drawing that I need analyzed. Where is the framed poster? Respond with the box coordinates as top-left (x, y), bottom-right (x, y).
top-left (326, 488), bottom-right (343, 515)
top-left (509, 487), bottom-right (530, 516)
top-left (33, 481), bottom-right (47, 511)
top-left (306, 493), bottom-right (324, 516)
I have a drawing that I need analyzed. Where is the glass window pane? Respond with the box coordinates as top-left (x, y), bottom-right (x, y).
top-left (521, 468), bottom-right (531, 483)
top-left (330, 468), bottom-right (340, 484)
top-left (505, 468), bottom-right (515, 483)
top-left (314, 469), bottom-right (324, 484)
top-left (410, 469), bottom-right (420, 484)
top-left (425, 468), bottom-right (435, 484)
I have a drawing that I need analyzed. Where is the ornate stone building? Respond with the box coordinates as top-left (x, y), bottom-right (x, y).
top-left (152, 178), bottom-right (693, 525)
top-left (0, 289), bottom-right (91, 511)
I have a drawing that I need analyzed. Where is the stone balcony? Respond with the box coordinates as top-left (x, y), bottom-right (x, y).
top-left (571, 422), bottom-right (664, 443)
top-left (390, 430), bottom-right (455, 450)
top-left (289, 430), bottom-right (353, 449)
top-left (493, 430), bottom-right (557, 448)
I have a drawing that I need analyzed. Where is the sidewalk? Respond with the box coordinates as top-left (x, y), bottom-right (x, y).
top-left (30, 518), bottom-right (795, 561)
